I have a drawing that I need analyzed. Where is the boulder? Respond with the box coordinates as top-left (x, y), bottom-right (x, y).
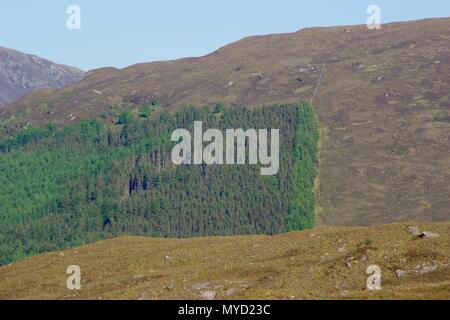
top-left (192, 282), bottom-right (210, 290)
top-left (407, 226), bottom-right (421, 236)
top-left (395, 270), bottom-right (407, 278)
top-left (419, 231), bottom-right (439, 239)
top-left (200, 290), bottom-right (216, 300)
top-left (225, 288), bottom-right (237, 296)
top-left (337, 247), bottom-right (346, 253)
top-left (164, 284), bottom-right (174, 290)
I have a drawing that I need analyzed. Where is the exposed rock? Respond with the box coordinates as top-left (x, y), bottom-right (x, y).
top-left (416, 264), bottom-right (438, 275)
top-left (352, 62), bottom-right (366, 71)
top-left (396, 270), bottom-right (407, 278)
top-left (419, 231), bottom-right (440, 239)
top-left (199, 290), bottom-right (216, 300)
top-left (250, 72), bottom-right (263, 80)
top-left (165, 284), bottom-right (174, 290)
top-left (407, 227), bottom-right (439, 239)
top-left (337, 247), bottom-right (346, 253)
top-left (407, 226), bottom-right (421, 236)
top-left (225, 288), bottom-right (237, 296)
top-left (192, 282), bottom-right (210, 290)
top-left (298, 65), bottom-right (317, 73)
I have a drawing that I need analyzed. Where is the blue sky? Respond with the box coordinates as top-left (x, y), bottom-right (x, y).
top-left (1, 0), bottom-right (449, 71)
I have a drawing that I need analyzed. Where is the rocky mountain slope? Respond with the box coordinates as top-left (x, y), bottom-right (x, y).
top-left (1, 18), bottom-right (449, 226)
top-left (0, 46), bottom-right (84, 106)
top-left (0, 222), bottom-right (448, 300)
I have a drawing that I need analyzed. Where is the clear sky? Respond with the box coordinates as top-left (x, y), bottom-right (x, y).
top-left (1, 0), bottom-right (449, 71)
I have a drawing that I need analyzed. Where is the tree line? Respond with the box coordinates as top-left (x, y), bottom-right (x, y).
top-left (0, 102), bottom-right (319, 265)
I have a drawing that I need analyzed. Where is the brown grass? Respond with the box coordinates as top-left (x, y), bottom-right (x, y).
top-left (0, 222), bottom-right (448, 300)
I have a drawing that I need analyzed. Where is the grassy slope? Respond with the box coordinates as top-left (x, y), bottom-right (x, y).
top-left (2, 18), bottom-right (449, 227)
top-left (0, 222), bottom-right (448, 300)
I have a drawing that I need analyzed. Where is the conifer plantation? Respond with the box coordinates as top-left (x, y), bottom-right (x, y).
top-left (0, 102), bottom-right (319, 265)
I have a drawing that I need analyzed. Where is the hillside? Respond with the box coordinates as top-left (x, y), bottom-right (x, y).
top-left (0, 222), bottom-right (448, 300)
top-left (0, 46), bottom-right (84, 107)
top-left (1, 18), bottom-right (449, 226)
top-left (0, 103), bottom-right (319, 265)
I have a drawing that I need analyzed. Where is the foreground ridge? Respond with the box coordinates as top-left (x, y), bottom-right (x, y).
top-left (0, 222), bottom-right (448, 300)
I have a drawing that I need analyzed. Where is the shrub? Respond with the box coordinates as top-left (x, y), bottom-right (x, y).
top-left (117, 111), bottom-right (134, 125)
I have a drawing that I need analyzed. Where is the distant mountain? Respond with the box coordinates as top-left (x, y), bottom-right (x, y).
top-left (0, 46), bottom-right (84, 106)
